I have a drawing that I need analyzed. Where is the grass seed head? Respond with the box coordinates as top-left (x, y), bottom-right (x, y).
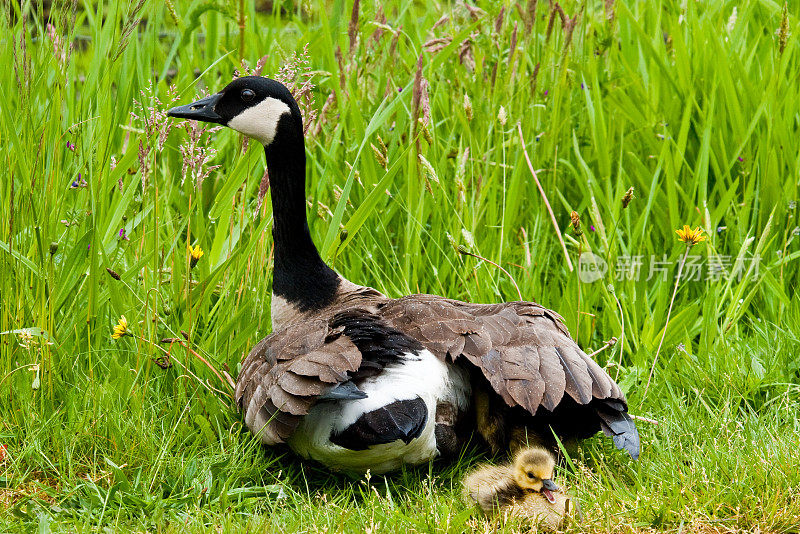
top-left (570, 210), bottom-right (583, 237)
top-left (779, 2), bottom-right (789, 55)
top-left (464, 93), bottom-right (473, 121)
top-left (622, 186), bottom-right (634, 208)
top-left (497, 105), bottom-right (507, 126)
top-left (371, 143), bottom-right (388, 169)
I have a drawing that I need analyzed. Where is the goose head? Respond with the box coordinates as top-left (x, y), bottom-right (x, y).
top-left (167, 76), bottom-right (302, 147)
top-left (512, 447), bottom-right (560, 504)
top-left (167, 76), bottom-right (340, 319)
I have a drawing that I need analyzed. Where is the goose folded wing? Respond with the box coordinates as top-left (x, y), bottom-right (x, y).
top-left (234, 319), bottom-right (362, 445)
top-left (380, 295), bottom-right (625, 415)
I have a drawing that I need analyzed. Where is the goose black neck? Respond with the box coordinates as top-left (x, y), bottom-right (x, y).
top-left (264, 123), bottom-right (339, 311)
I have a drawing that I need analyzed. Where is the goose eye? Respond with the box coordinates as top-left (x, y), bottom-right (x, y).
top-left (241, 89), bottom-right (256, 102)
top-left (527, 472), bottom-right (535, 479)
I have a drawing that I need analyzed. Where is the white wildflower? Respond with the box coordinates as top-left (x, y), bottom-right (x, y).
top-left (726, 7), bottom-right (737, 35)
top-left (461, 228), bottom-right (475, 249)
top-left (418, 154), bottom-right (439, 184)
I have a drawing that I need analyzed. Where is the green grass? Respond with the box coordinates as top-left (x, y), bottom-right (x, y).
top-left (2, 0), bottom-right (800, 531)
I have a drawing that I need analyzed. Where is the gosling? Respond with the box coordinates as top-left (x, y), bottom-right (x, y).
top-left (462, 447), bottom-right (578, 530)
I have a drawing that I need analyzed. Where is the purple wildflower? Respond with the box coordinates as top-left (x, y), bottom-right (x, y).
top-left (738, 156), bottom-right (744, 162)
top-left (70, 173), bottom-right (87, 189)
top-left (581, 83), bottom-right (585, 90)
top-left (543, 90), bottom-right (549, 96)
top-left (66, 141), bottom-right (75, 151)
top-left (118, 228), bottom-right (130, 241)
top-left (590, 225), bottom-right (596, 232)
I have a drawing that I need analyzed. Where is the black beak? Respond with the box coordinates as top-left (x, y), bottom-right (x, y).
top-left (167, 93), bottom-right (224, 124)
top-left (542, 479), bottom-right (559, 492)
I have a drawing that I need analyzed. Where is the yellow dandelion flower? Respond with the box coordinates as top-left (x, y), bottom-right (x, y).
top-left (112, 315), bottom-right (129, 339)
top-left (675, 225), bottom-right (707, 246)
top-left (188, 244), bottom-right (204, 269)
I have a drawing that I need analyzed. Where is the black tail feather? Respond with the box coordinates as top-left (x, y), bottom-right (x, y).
top-left (596, 400), bottom-right (640, 459)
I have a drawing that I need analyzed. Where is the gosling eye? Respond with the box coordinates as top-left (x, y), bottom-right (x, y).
top-left (241, 89), bottom-right (256, 102)
top-left (527, 472), bottom-right (536, 480)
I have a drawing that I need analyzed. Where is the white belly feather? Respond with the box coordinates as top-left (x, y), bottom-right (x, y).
top-left (288, 350), bottom-right (471, 474)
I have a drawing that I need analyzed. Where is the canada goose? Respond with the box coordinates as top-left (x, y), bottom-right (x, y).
top-left (167, 76), bottom-right (639, 474)
top-left (463, 447), bottom-right (579, 530)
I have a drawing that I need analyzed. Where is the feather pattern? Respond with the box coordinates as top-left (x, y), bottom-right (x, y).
top-left (235, 287), bottom-right (638, 458)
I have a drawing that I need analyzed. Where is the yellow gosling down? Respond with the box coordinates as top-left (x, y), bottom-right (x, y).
top-left (462, 447), bottom-right (580, 531)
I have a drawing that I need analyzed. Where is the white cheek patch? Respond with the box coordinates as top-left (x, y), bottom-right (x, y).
top-left (228, 97), bottom-right (292, 145)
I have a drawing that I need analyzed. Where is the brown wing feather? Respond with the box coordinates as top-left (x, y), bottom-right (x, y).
top-left (235, 320), bottom-right (362, 445)
top-left (235, 291), bottom-right (627, 447)
top-left (380, 294), bottom-right (626, 416)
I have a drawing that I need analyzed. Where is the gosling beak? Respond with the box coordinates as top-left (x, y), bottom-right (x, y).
top-left (167, 93), bottom-right (224, 124)
top-left (541, 479), bottom-right (559, 504)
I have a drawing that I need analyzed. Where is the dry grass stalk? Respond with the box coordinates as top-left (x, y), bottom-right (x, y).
top-left (432, 14), bottom-right (449, 30)
top-left (459, 37), bottom-right (476, 71)
top-left (312, 91), bottom-right (336, 137)
top-left (370, 6), bottom-right (387, 43)
top-left (411, 53), bottom-right (425, 151)
top-left (545, 2), bottom-right (566, 43)
top-left (587, 337), bottom-right (617, 358)
top-left (455, 147), bottom-right (469, 206)
top-left (516, 123), bottom-right (574, 272)
top-left (494, 5), bottom-right (505, 34)
top-left (604, 0), bottom-right (616, 25)
top-left (461, 2), bottom-right (486, 21)
top-left (423, 37), bottom-right (452, 54)
top-left (456, 247), bottom-right (523, 301)
top-left (371, 144), bottom-right (387, 169)
top-left (411, 54), bottom-right (424, 119)
top-left (561, 6), bottom-right (584, 56)
top-left (530, 62), bottom-right (541, 99)
top-left (525, 0), bottom-right (539, 35)
top-left (348, 0), bottom-right (360, 53)
top-left (388, 25), bottom-right (401, 59)
top-left (255, 169), bottom-right (270, 216)
top-left (509, 21), bottom-right (519, 82)
top-left (156, 339), bottom-right (234, 399)
top-left (334, 45), bottom-right (346, 90)
top-left (420, 79), bottom-right (431, 126)
top-left (12, 12), bottom-right (30, 97)
top-left (779, 2), bottom-right (789, 56)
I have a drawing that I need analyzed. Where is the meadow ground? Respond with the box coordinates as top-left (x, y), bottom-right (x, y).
top-left (1, 0), bottom-right (799, 532)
